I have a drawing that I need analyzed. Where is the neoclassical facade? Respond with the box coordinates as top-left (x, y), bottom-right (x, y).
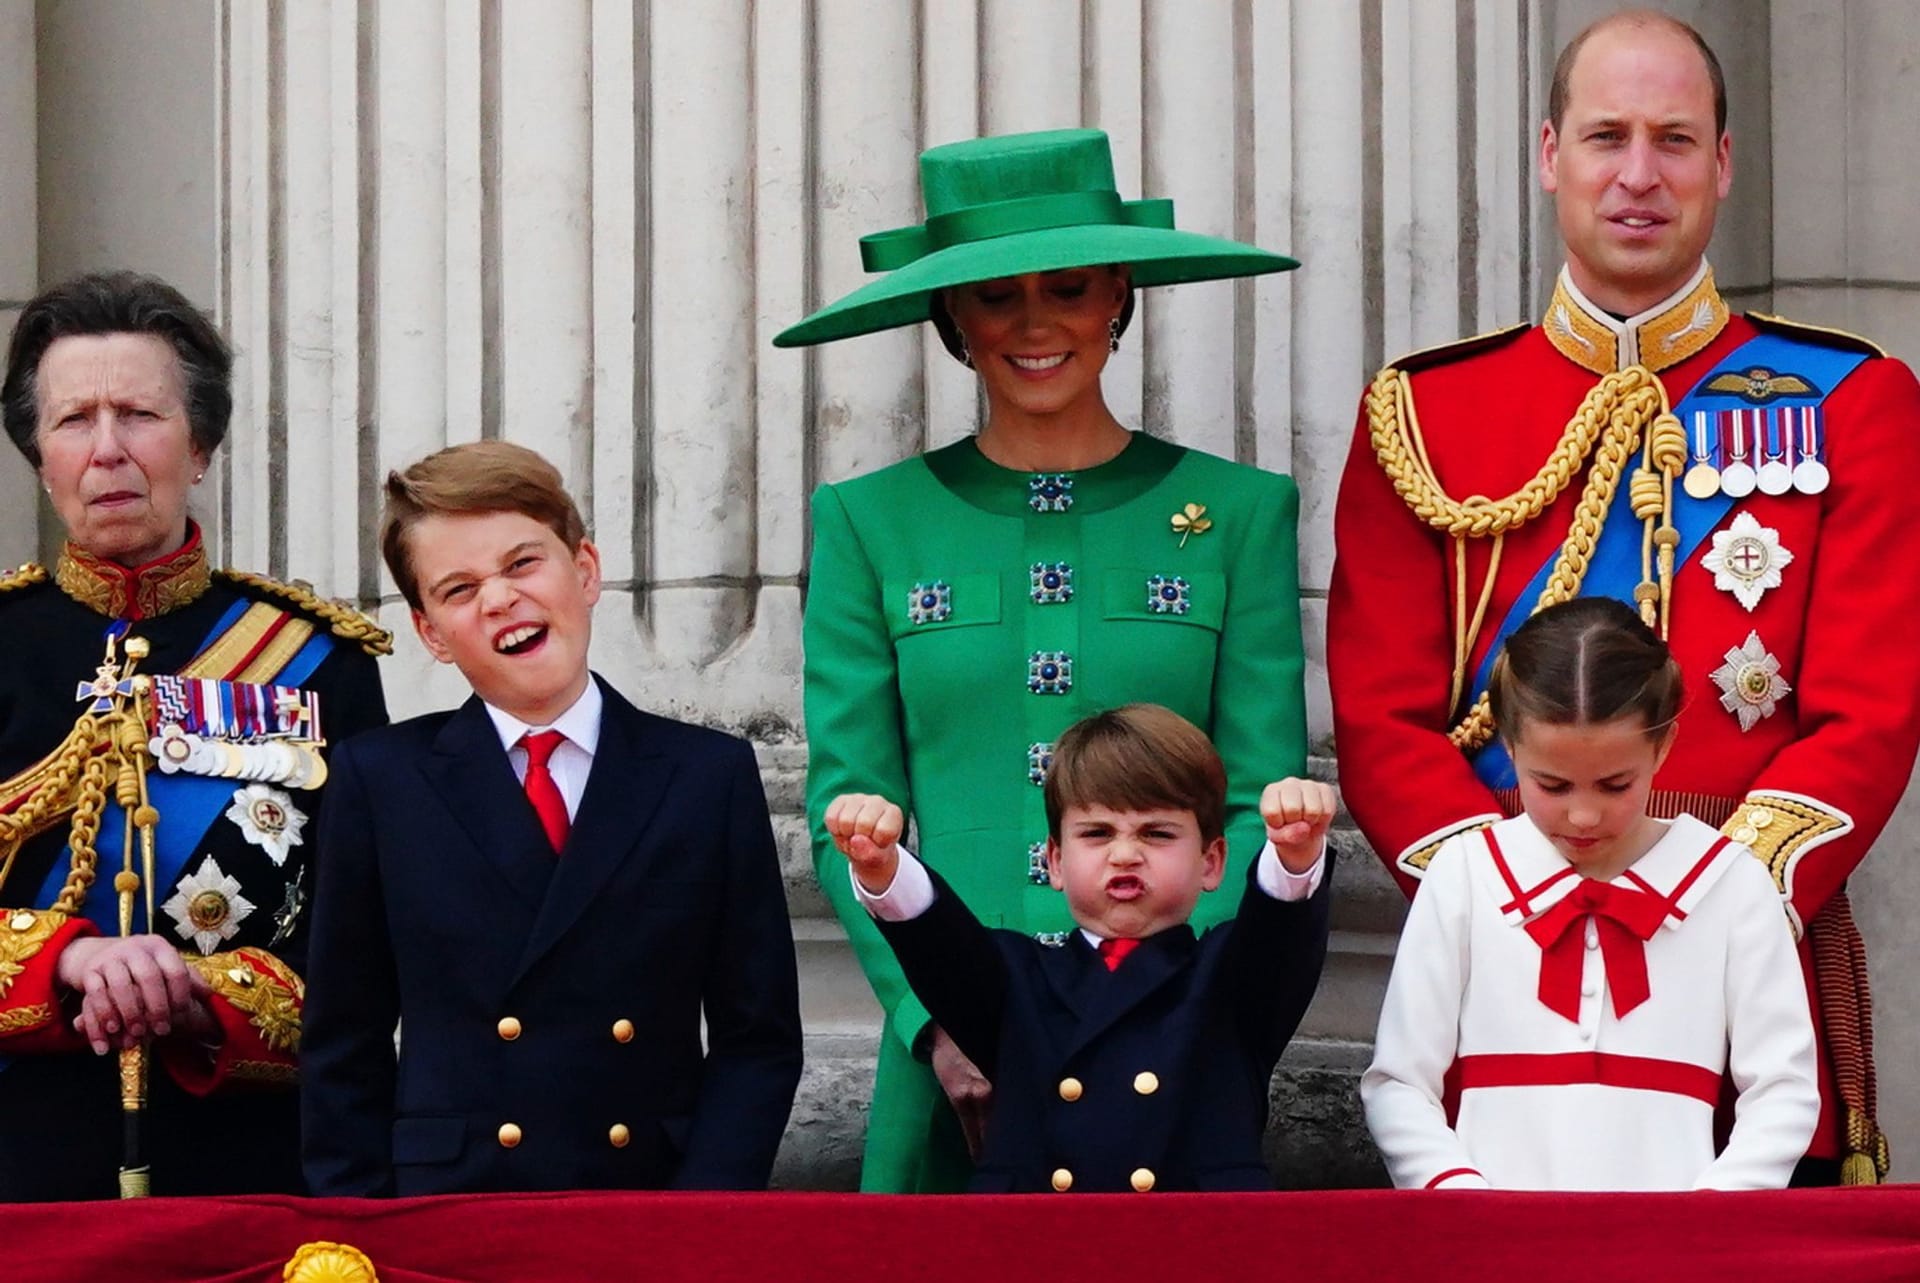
top-left (2, 0), bottom-right (1916, 1184)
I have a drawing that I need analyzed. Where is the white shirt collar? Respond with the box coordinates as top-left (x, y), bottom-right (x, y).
top-left (483, 677), bottom-right (604, 758)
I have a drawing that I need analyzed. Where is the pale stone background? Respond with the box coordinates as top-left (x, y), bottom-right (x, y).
top-left (2, 0), bottom-right (1915, 1186)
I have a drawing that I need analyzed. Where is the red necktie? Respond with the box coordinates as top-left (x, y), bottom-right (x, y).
top-left (520, 730), bottom-right (570, 853)
top-left (1097, 937), bottom-right (1140, 972)
top-left (1523, 879), bottom-right (1669, 1022)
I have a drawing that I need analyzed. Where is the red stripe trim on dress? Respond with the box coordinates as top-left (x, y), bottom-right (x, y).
top-left (1503, 866), bottom-right (1574, 917)
top-left (1424, 1167), bottom-right (1482, 1189)
top-left (1483, 830), bottom-right (1531, 916)
top-left (1663, 835), bottom-right (1730, 913)
top-left (1456, 1052), bottom-right (1720, 1105)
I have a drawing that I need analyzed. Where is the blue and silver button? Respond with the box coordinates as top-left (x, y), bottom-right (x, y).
top-left (1028, 741), bottom-right (1054, 786)
top-left (1028, 651), bottom-right (1073, 695)
top-left (1030, 562), bottom-right (1074, 605)
top-left (907, 580), bottom-right (952, 625)
top-left (1028, 474), bottom-right (1074, 513)
top-left (1146, 574), bottom-right (1190, 616)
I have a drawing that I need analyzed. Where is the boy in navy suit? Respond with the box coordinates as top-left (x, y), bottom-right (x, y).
top-left (827, 703), bottom-right (1333, 1193)
top-left (301, 441), bottom-right (801, 1195)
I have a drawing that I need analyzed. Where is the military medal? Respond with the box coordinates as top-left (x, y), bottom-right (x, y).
top-left (1682, 410), bottom-right (1721, 499)
top-left (225, 783), bottom-right (308, 865)
top-left (1792, 406), bottom-right (1830, 495)
top-left (1756, 408), bottom-right (1794, 496)
top-left (1701, 511), bottom-right (1794, 612)
top-left (1719, 410), bottom-right (1757, 498)
top-left (161, 855), bottom-right (257, 953)
top-left (1709, 631), bottom-right (1791, 732)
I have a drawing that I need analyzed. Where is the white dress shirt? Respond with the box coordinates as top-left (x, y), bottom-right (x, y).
top-left (482, 679), bottom-right (604, 822)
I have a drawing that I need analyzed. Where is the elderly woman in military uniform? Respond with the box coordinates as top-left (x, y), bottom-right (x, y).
top-left (777, 129), bottom-right (1311, 1192)
top-left (0, 272), bottom-right (389, 1200)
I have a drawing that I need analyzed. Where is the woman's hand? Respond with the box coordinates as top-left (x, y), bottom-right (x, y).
top-left (928, 1025), bottom-right (994, 1160)
top-left (1261, 777), bottom-right (1338, 874)
top-left (55, 934), bottom-right (218, 1054)
top-left (824, 793), bottom-right (906, 894)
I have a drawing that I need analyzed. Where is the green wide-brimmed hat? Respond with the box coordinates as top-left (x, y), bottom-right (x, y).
top-left (773, 128), bottom-right (1299, 348)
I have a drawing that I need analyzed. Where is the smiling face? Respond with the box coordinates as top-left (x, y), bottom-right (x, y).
top-left (1540, 20), bottom-right (1731, 315)
top-left (407, 510), bottom-right (601, 725)
top-left (34, 332), bottom-right (206, 566)
top-left (944, 267), bottom-right (1129, 421)
top-left (1510, 715), bottom-right (1674, 879)
top-left (1046, 802), bottom-right (1226, 941)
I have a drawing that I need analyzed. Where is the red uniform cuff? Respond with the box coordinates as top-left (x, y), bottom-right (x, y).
top-left (0, 910), bottom-right (97, 1055)
top-left (159, 948), bottom-right (303, 1095)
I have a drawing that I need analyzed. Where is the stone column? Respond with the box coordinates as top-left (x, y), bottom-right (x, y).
top-left (0, 1), bottom-right (37, 565)
top-left (1771, 0), bottom-right (1920, 1170)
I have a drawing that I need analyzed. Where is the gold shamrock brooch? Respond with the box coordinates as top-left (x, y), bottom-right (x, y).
top-left (1170, 503), bottom-right (1212, 548)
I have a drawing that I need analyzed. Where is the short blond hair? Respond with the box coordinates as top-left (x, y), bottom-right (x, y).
top-left (1044, 704), bottom-right (1227, 844)
top-left (380, 441), bottom-right (587, 608)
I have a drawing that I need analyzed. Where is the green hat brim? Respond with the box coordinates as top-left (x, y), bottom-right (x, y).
top-left (772, 225), bottom-right (1299, 348)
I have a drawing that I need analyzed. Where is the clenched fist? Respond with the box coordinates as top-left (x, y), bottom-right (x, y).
top-left (1260, 777), bottom-right (1337, 874)
top-left (824, 793), bottom-right (906, 894)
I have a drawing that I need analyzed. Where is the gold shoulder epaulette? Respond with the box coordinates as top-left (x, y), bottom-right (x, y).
top-left (1747, 311), bottom-right (1886, 359)
top-left (1385, 321), bottom-right (1532, 377)
top-left (0, 563), bottom-right (49, 595)
top-left (214, 568), bottom-right (394, 656)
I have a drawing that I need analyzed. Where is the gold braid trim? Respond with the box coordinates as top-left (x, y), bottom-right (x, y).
top-left (214, 568), bottom-right (393, 656)
top-left (0, 910), bottom-right (69, 1001)
top-left (187, 950), bottom-right (303, 1053)
top-left (230, 1060), bottom-right (300, 1086)
top-left (0, 1003), bottom-right (55, 1035)
top-left (1366, 364), bottom-right (1682, 750)
top-left (1396, 815), bottom-right (1501, 879)
top-left (0, 716), bottom-right (108, 893)
top-left (1722, 795), bottom-right (1851, 903)
top-left (0, 563), bottom-right (48, 594)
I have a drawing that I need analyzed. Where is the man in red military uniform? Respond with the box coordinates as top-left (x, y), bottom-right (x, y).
top-left (1329, 10), bottom-right (1920, 1184)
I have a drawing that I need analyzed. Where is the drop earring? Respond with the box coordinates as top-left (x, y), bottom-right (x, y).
top-left (1108, 317), bottom-right (1122, 353)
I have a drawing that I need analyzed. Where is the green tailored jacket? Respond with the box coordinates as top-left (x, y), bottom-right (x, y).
top-left (804, 431), bottom-right (1308, 1192)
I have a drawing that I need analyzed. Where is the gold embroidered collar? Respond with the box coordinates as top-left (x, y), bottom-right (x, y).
top-left (1542, 262), bottom-right (1728, 375)
top-left (54, 524), bottom-right (212, 621)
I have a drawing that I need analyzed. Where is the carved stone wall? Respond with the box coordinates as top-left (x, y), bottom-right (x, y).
top-left (3, 0), bottom-right (1917, 1184)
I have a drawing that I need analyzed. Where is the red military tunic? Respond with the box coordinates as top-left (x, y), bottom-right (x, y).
top-left (1329, 263), bottom-right (1920, 1173)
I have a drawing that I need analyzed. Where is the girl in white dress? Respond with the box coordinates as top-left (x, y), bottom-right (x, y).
top-left (1362, 597), bottom-right (1818, 1190)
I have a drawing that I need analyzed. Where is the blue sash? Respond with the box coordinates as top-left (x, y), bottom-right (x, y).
top-left (1467, 332), bottom-right (1869, 789)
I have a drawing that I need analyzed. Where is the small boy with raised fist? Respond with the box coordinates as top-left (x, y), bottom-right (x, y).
top-left (826, 702), bottom-right (1333, 1193)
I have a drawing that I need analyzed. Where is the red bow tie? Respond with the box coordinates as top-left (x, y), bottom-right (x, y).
top-left (1523, 879), bottom-right (1669, 1022)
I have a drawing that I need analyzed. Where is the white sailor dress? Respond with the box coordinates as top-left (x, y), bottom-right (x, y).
top-left (1362, 813), bottom-right (1818, 1190)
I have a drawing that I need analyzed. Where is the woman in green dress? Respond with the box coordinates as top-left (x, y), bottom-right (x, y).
top-left (776, 128), bottom-right (1309, 1192)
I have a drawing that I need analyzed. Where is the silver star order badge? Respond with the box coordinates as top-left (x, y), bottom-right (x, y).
top-left (1709, 631), bottom-right (1792, 732)
top-left (1701, 512), bottom-right (1794, 612)
top-left (225, 784), bottom-right (308, 866)
top-left (162, 855), bottom-right (257, 953)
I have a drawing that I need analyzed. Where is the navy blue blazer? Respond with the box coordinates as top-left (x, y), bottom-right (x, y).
top-left (300, 676), bottom-right (802, 1195)
top-left (876, 855), bottom-right (1332, 1193)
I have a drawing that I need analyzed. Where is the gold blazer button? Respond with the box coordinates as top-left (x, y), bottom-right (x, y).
top-left (611, 1018), bottom-right (635, 1043)
top-left (1130, 1167), bottom-right (1156, 1192)
top-left (1058, 1077), bottom-right (1083, 1102)
top-left (497, 1122), bottom-right (523, 1148)
top-left (1133, 1071), bottom-right (1159, 1095)
top-left (609, 1123), bottom-right (632, 1148)
top-left (497, 1016), bottom-right (523, 1041)
top-left (1050, 1168), bottom-right (1073, 1192)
